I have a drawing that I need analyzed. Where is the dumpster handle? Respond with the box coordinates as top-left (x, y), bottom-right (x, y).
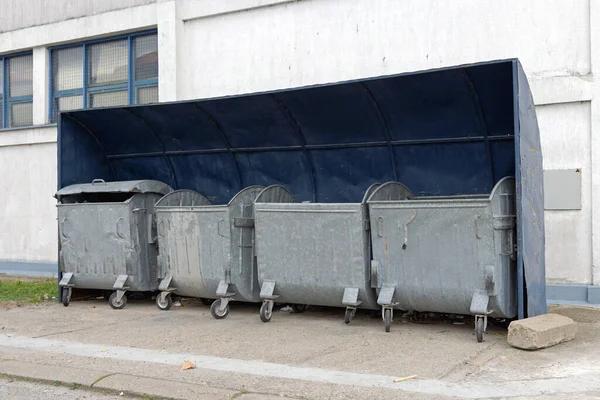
top-left (509, 228), bottom-right (516, 260)
top-left (158, 220), bottom-right (165, 238)
top-left (116, 217), bottom-right (126, 239)
top-left (217, 219), bottom-right (229, 238)
top-left (474, 215), bottom-right (481, 239)
top-left (500, 228), bottom-right (516, 259)
top-left (376, 217), bottom-right (384, 237)
top-left (91, 179), bottom-right (106, 185)
top-left (403, 210), bottom-right (417, 249)
top-left (60, 218), bottom-right (69, 239)
top-left (146, 212), bottom-right (156, 244)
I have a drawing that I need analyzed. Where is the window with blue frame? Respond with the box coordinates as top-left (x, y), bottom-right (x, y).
top-left (50, 31), bottom-right (158, 122)
top-left (0, 53), bottom-right (34, 129)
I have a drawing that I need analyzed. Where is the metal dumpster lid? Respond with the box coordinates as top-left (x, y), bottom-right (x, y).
top-left (55, 179), bottom-right (171, 198)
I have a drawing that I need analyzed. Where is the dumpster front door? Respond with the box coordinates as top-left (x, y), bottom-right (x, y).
top-left (59, 203), bottom-right (132, 288)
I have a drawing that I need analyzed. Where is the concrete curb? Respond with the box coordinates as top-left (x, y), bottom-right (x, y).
top-left (94, 374), bottom-right (238, 399)
top-left (0, 359), bottom-right (279, 400)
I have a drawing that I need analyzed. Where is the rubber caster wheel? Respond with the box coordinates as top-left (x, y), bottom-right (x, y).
top-left (62, 288), bottom-right (70, 307)
top-left (476, 318), bottom-right (485, 343)
top-left (108, 292), bottom-right (127, 310)
top-left (260, 302), bottom-right (273, 323)
top-left (384, 309), bottom-right (392, 332)
top-left (200, 298), bottom-right (212, 306)
top-left (156, 294), bottom-right (172, 311)
top-left (210, 299), bottom-right (229, 319)
top-left (344, 308), bottom-right (356, 325)
top-left (290, 304), bottom-right (306, 313)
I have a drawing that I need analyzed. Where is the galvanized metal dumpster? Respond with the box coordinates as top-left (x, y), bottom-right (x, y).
top-left (254, 184), bottom-right (381, 323)
top-left (155, 185), bottom-right (290, 318)
top-left (367, 177), bottom-right (517, 340)
top-left (56, 179), bottom-right (171, 309)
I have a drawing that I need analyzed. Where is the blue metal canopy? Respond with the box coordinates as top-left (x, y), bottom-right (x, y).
top-left (58, 59), bottom-right (545, 318)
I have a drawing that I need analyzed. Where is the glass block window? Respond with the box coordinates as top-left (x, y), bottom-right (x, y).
top-left (50, 31), bottom-right (158, 122)
top-left (0, 53), bottom-right (34, 129)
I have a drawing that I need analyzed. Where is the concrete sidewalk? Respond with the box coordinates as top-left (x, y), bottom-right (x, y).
top-left (0, 298), bottom-right (599, 399)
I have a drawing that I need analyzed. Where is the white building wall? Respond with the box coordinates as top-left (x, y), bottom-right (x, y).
top-left (0, 3), bottom-right (158, 55)
top-left (588, 1), bottom-right (600, 289)
top-left (538, 103), bottom-right (592, 284)
top-left (0, 131), bottom-right (57, 262)
top-left (0, 0), bottom-right (157, 33)
top-left (178, 0), bottom-right (590, 98)
top-left (0, 0), bottom-right (597, 295)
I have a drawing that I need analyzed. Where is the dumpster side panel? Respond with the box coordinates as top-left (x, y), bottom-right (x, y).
top-left (369, 200), bottom-right (502, 316)
top-left (58, 203), bottom-right (132, 290)
top-left (515, 61), bottom-right (547, 318)
top-left (157, 208), bottom-right (228, 298)
top-left (255, 203), bottom-right (377, 309)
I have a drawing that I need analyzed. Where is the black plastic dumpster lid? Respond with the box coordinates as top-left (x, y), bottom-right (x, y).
top-left (55, 179), bottom-right (171, 199)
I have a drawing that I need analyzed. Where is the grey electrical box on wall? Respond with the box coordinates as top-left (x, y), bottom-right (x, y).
top-left (543, 169), bottom-right (582, 210)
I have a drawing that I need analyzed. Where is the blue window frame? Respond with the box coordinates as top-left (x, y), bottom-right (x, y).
top-left (49, 30), bottom-right (158, 122)
top-left (0, 52), bottom-right (34, 129)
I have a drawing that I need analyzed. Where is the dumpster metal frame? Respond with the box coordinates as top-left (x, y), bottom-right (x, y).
top-left (56, 179), bottom-right (171, 308)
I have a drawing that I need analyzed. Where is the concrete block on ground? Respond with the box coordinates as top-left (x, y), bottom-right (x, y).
top-left (507, 313), bottom-right (577, 350)
top-left (0, 359), bottom-right (105, 386)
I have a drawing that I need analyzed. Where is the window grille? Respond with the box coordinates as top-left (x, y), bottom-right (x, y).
top-left (1, 53), bottom-right (33, 129)
top-left (50, 31), bottom-right (158, 122)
